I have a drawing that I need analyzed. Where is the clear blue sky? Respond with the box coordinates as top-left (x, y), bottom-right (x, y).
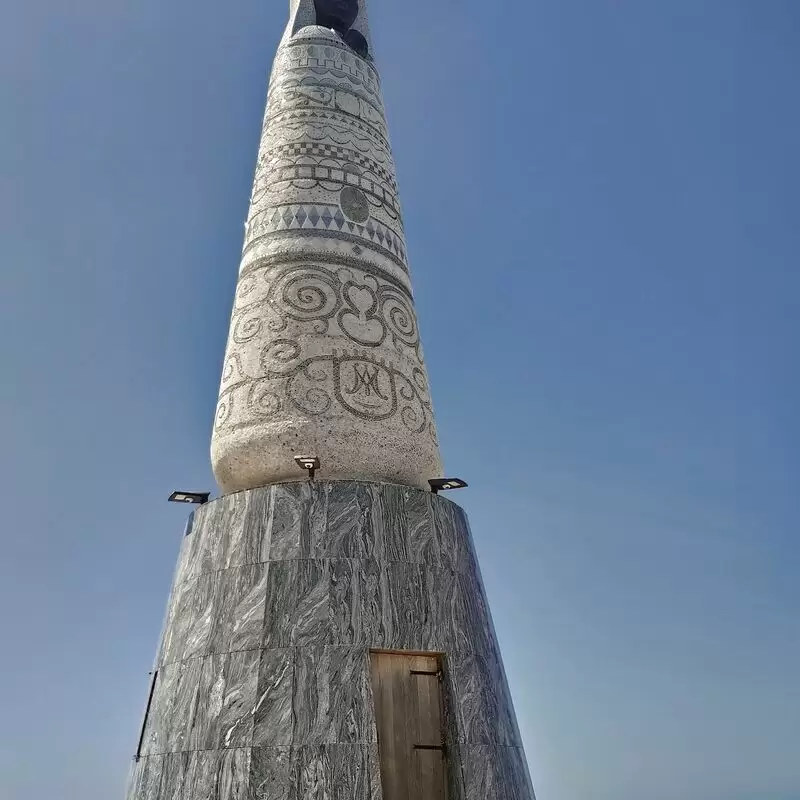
top-left (1, 1), bottom-right (798, 798)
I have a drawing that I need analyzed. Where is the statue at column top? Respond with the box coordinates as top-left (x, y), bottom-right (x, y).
top-left (313, 0), bottom-right (359, 33)
top-left (313, 0), bottom-right (369, 57)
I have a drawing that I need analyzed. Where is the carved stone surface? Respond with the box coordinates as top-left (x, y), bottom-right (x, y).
top-left (211, 1), bottom-right (442, 493)
top-left (127, 483), bottom-right (536, 800)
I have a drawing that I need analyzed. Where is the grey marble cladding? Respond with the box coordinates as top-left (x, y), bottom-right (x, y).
top-left (172, 482), bottom-right (474, 581)
top-left (128, 482), bottom-right (534, 799)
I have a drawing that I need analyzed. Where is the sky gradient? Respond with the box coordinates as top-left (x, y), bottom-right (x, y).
top-left (1, 1), bottom-right (798, 799)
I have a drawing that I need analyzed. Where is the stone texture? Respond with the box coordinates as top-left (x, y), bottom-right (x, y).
top-left (128, 482), bottom-right (535, 799)
top-left (210, 0), bottom-right (443, 493)
top-left (128, 1), bottom-right (535, 797)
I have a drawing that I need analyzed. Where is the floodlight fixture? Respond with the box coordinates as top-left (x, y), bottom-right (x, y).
top-left (428, 478), bottom-right (468, 495)
top-left (168, 490), bottom-right (211, 505)
top-left (294, 455), bottom-right (321, 480)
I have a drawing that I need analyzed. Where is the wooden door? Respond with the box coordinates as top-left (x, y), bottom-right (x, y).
top-left (370, 652), bottom-right (448, 800)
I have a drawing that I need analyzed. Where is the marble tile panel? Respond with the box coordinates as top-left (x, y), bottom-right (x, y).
top-left (355, 559), bottom-right (385, 648)
top-left (192, 649), bottom-right (260, 751)
top-left (157, 574), bottom-right (197, 667)
top-left (183, 749), bottom-right (252, 800)
top-left (438, 690), bottom-right (467, 800)
top-left (250, 747), bottom-right (298, 800)
top-left (328, 647), bottom-right (377, 744)
top-left (263, 560), bottom-right (296, 649)
top-left (166, 657), bottom-right (204, 752)
top-left (141, 663), bottom-right (181, 756)
top-left (321, 483), bottom-right (377, 559)
top-left (420, 563), bottom-right (459, 652)
top-left (294, 559), bottom-right (332, 645)
top-left (219, 749), bottom-right (254, 800)
top-left (214, 493), bottom-right (247, 570)
top-left (295, 746), bottom-right (329, 800)
top-left (181, 750), bottom-right (219, 800)
top-left (404, 488), bottom-right (438, 566)
top-left (264, 484), bottom-right (302, 561)
top-left (449, 651), bottom-right (519, 746)
top-left (248, 745), bottom-right (380, 800)
top-left (174, 513), bottom-right (200, 584)
top-left (380, 561), bottom-right (427, 650)
top-left (451, 571), bottom-right (496, 660)
top-left (253, 648), bottom-right (295, 746)
top-left (226, 489), bottom-right (271, 569)
top-left (127, 754), bottom-right (164, 800)
top-left (195, 499), bottom-right (235, 577)
top-left (372, 483), bottom-right (409, 563)
top-left (461, 745), bottom-right (536, 800)
top-left (159, 752), bottom-right (190, 800)
top-left (293, 645), bottom-right (330, 745)
top-left (366, 743), bottom-right (384, 800)
top-left (183, 572), bottom-right (216, 659)
top-left (191, 654), bottom-right (226, 750)
top-left (263, 559), bottom-right (332, 647)
top-left (265, 483), bottom-right (327, 561)
top-left (301, 483), bottom-right (331, 558)
top-left (292, 646), bottom-right (376, 745)
top-left (432, 497), bottom-right (471, 575)
top-left (330, 558), bottom-right (379, 647)
top-left (208, 564), bottom-right (269, 655)
top-left (257, 487), bottom-right (278, 563)
top-left (326, 744), bottom-right (374, 800)
top-left (330, 560), bottom-right (431, 650)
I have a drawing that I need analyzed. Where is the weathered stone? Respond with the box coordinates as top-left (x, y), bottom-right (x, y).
top-left (210, 4), bottom-right (442, 494)
top-left (128, 484), bottom-right (536, 799)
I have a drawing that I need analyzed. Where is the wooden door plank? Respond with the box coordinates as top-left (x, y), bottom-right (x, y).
top-left (371, 652), bottom-right (448, 800)
top-left (411, 655), bottom-right (443, 800)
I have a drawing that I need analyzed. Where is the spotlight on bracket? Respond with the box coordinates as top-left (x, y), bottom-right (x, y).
top-left (168, 490), bottom-right (211, 505)
top-left (428, 478), bottom-right (468, 495)
top-left (294, 455), bottom-right (321, 481)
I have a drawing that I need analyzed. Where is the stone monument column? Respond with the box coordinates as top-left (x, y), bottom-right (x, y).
top-left (210, 0), bottom-right (441, 494)
top-left (126, 2), bottom-right (537, 799)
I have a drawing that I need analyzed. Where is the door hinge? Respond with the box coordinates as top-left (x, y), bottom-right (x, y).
top-left (414, 744), bottom-right (446, 751)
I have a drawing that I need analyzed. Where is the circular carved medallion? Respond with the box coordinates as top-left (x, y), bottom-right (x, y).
top-left (340, 186), bottom-right (370, 223)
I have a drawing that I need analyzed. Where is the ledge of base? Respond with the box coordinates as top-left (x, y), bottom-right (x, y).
top-left (204, 478), bottom-right (467, 514)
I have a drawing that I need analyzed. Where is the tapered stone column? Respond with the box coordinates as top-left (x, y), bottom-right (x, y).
top-left (127, 483), bottom-right (535, 800)
top-left (127, 2), bottom-right (537, 798)
top-left (210, 0), bottom-right (442, 495)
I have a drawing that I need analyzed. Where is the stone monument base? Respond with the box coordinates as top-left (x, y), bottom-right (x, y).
top-left (127, 481), bottom-right (535, 799)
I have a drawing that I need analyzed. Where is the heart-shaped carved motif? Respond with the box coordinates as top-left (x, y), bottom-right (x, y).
top-left (346, 285), bottom-right (376, 317)
top-left (339, 281), bottom-right (384, 346)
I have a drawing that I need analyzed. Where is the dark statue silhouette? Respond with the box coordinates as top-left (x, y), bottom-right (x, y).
top-left (313, 0), bottom-right (369, 57)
